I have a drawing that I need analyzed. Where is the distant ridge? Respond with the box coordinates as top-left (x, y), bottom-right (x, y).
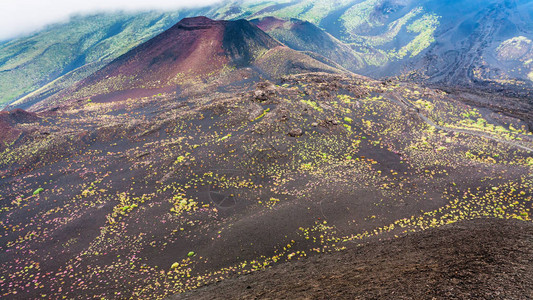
top-left (251, 17), bottom-right (364, 71)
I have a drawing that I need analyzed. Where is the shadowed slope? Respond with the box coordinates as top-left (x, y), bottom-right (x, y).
top-left (174, 218), bottom-right (533, 299)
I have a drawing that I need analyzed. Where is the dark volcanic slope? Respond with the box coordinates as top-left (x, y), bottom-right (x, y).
top-left (174, 218), bottom-right (533, 300)
top-left (251, 17), bottom-right (364, 72)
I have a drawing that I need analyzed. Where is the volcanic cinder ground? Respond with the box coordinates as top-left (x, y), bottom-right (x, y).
top-left (0, 71), bottom-right (532, 299)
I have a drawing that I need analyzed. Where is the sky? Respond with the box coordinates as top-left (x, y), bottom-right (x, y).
top-left (0, 0), bottom-right (225, 41)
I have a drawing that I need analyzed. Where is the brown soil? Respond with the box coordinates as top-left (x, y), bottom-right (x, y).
top-left (174, 218), bottom-right (533, 300)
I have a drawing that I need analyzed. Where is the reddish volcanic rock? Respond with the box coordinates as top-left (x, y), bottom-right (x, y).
top-left (73, 17), bottom-right (281, 102)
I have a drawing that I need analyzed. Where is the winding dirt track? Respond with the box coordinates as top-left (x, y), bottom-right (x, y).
top-left (389, 93), bottom-right (533, 153)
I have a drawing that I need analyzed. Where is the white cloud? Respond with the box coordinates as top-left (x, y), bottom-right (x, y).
top-left (0, 0), bottom-right (225, 41)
